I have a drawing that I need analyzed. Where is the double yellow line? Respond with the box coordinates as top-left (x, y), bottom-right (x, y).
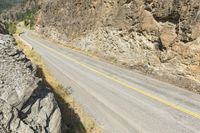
top-left (24, 35), bottom-right (200, 120)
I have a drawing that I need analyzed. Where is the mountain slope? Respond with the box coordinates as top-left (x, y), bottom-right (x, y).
top-left (34, 0), bottom-right (200, 93)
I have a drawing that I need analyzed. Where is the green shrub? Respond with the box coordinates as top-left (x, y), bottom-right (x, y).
top-left (17, 8), bottom-right (37, 29)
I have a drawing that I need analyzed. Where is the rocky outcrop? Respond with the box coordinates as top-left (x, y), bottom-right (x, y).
top-left (0, 33), bottom-right (61, 132)
top-left (34, 0), bottom-right (200, 92)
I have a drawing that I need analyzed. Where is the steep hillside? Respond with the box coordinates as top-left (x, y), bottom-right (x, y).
top-left (0, 0), bottom-right (37, 21)
top-left (35, 0), bottom-right (200, 92)
top-left (25, 0), bottom-right (198, 92)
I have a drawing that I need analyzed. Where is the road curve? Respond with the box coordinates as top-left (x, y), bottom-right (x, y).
top-left (20, 31), bottom-right (200, 133)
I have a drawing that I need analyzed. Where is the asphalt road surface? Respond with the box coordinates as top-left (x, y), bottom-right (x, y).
top-left (20, 31), bottom-right (200, 133)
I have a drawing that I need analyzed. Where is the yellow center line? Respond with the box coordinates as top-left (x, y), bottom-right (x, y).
top-left (24, 35), bottom-right (200, 120)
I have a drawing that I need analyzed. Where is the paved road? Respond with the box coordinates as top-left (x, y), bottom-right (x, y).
top-left (20, 31), bottom-right (200, 133)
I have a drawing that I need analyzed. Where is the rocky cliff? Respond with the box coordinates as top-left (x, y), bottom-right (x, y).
top-left (35, 0), bottom-right (200, 92)
top-left (0, 24), bottom-right (61, 132)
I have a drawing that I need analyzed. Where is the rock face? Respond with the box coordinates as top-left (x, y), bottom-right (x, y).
top-left (34, 0), bottom-right (200, 92)
top-left (0, 32), bottom-right (61, 132)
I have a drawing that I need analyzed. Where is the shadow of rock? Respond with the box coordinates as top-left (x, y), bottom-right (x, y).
top-left (37, 67), bottom-right (87, 133)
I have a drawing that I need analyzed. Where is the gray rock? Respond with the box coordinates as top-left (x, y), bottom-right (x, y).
top-left (0, 34), bottom-right (61, 133)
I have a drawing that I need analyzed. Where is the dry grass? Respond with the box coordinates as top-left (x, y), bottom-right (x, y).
top-left (14, 34), bottom-right (102, 133)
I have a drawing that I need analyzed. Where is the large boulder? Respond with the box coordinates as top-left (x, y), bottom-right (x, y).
top-left (160, 23), bottom-right (177, 49)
